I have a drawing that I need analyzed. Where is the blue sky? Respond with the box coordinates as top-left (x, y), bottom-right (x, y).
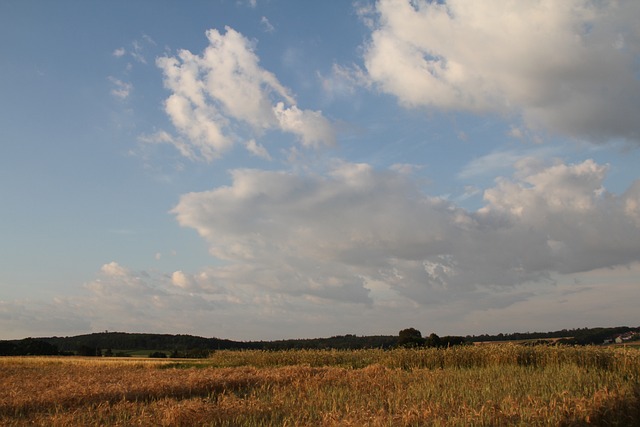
top-left (1, 0), bottom-right (639, 340)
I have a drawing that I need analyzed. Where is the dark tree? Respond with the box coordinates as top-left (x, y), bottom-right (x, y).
top-left (426, 333), bottom-right (441, 348)
top-left (77, 345), bottom-right (99, 356)
top-left (398, 328), bottom-right (425, 347)
top-left (439, 336), bottom-right (467, 347)
top-left (0, 339), bottom-right (59, 356)
top-left (149, 351), bottom-right (167, 358)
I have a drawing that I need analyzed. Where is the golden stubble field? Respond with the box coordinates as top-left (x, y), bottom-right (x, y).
top-left (1, 345), bottom-right (639, 426)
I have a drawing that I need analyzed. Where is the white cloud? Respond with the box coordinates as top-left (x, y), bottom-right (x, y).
top-left (171, 270), bottom-right (194, 289)
top-left (171, 160), bottom-right (640, 308)
top-left (156, 27), bottom-right (335, 162)
top-left (273, 103), bottom-right (335, 148)
top-left (100, 261), bottom-right (128, 277)
top-left (3, 260), bottom-right (639, 340)
top-left (91, 262), bottom-right (158, 298)
top-left (479, 159), bottom-right (640, 274)
top-left (362, 0), bottom-right (640, 143)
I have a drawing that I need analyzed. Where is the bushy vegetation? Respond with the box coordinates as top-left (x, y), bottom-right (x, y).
top-left (0, 339), bottom-right (59, 356)
top-left (1, 345), bottom-right (638, 426)
top-left (467, 326), bottom-right (639, 345)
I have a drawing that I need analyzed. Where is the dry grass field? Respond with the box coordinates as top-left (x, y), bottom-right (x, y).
top-left (1, 345), bottom-right (639, 426)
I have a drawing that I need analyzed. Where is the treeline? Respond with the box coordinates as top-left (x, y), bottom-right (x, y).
top-left (0, 332), bottom-right (399, 357)
top-left (557, 326), bottom-right (638, 345)
top-left (0, 338), bottom-right (60, 356)
top-left (257, 334), bottom-right (398, 350)
top-left (42, 332), bottom-right (247, 354)
top-left (467, 326), bottom-right (639, 345)
top-left (397, 328), bottom-right (466, 348)
top-left (42, 332), bottom-right (399, 353)
top-left (2, 326), bottom-right (637, 357)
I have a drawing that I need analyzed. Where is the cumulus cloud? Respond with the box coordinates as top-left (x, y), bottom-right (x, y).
top-left (100, 261), bottom-right (129, 277)
top-left (479, 159), bottom-right (640, 274)
top-left (4, 180), bottom-right (640, 338)
top-left (3, 261), bottom-right (639, 340)
top-left (172, 160), bottom-right (640, 307)
top-left (155, 27), bottom-right (335, 161)
top-left (171, 270), bottom-right (195, 289)
top-left (273, 103), bottom-right (335, 148)
top-left (362, 0), bottom-right (640, 143)
top-left (65, 263), bottom-right (230, 333)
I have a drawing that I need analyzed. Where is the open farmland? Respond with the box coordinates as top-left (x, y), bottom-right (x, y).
top-left (1, 345), bottom-right (639, 426)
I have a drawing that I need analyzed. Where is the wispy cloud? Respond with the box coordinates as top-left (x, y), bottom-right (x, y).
top-left (260, 16), bottom-right (275, 33)
top-left (245, 139), bottom-right (272, 160)
top-left (131, 40), bottom-right (147, 64)
top-left (108, 76), bottom-right (133, 100)
top-left (3, 259), bottom-right (639, 340)
top-left (457, 146), bottom-right (559, 180)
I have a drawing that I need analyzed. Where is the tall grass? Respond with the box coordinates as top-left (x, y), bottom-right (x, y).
top-left (205, 345), bottom-right (640, 377)
top-left (1, 345), bottom-right (638, 426)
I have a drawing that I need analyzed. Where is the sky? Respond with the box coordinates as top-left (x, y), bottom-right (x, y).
top-left (1, 0), bottom-right (639, 341)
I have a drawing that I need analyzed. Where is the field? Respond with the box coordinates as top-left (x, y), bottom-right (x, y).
top-left (1, 345), bottom-right (639, 426)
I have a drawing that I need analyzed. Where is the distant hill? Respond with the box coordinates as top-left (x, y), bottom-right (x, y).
top-left (40, 332), bottom-right (249, 353)
top-left (467, 326), bottom-right (640, 345)
top-left (1, 326), bottom-right (637, 357)
top-left (5, 332), bottom-right (399, 356)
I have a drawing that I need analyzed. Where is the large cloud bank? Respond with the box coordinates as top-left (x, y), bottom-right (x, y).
top-left (172, 159), bottom-right (640, 305)
top-left (363, 0), bottom-right (640, 143)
